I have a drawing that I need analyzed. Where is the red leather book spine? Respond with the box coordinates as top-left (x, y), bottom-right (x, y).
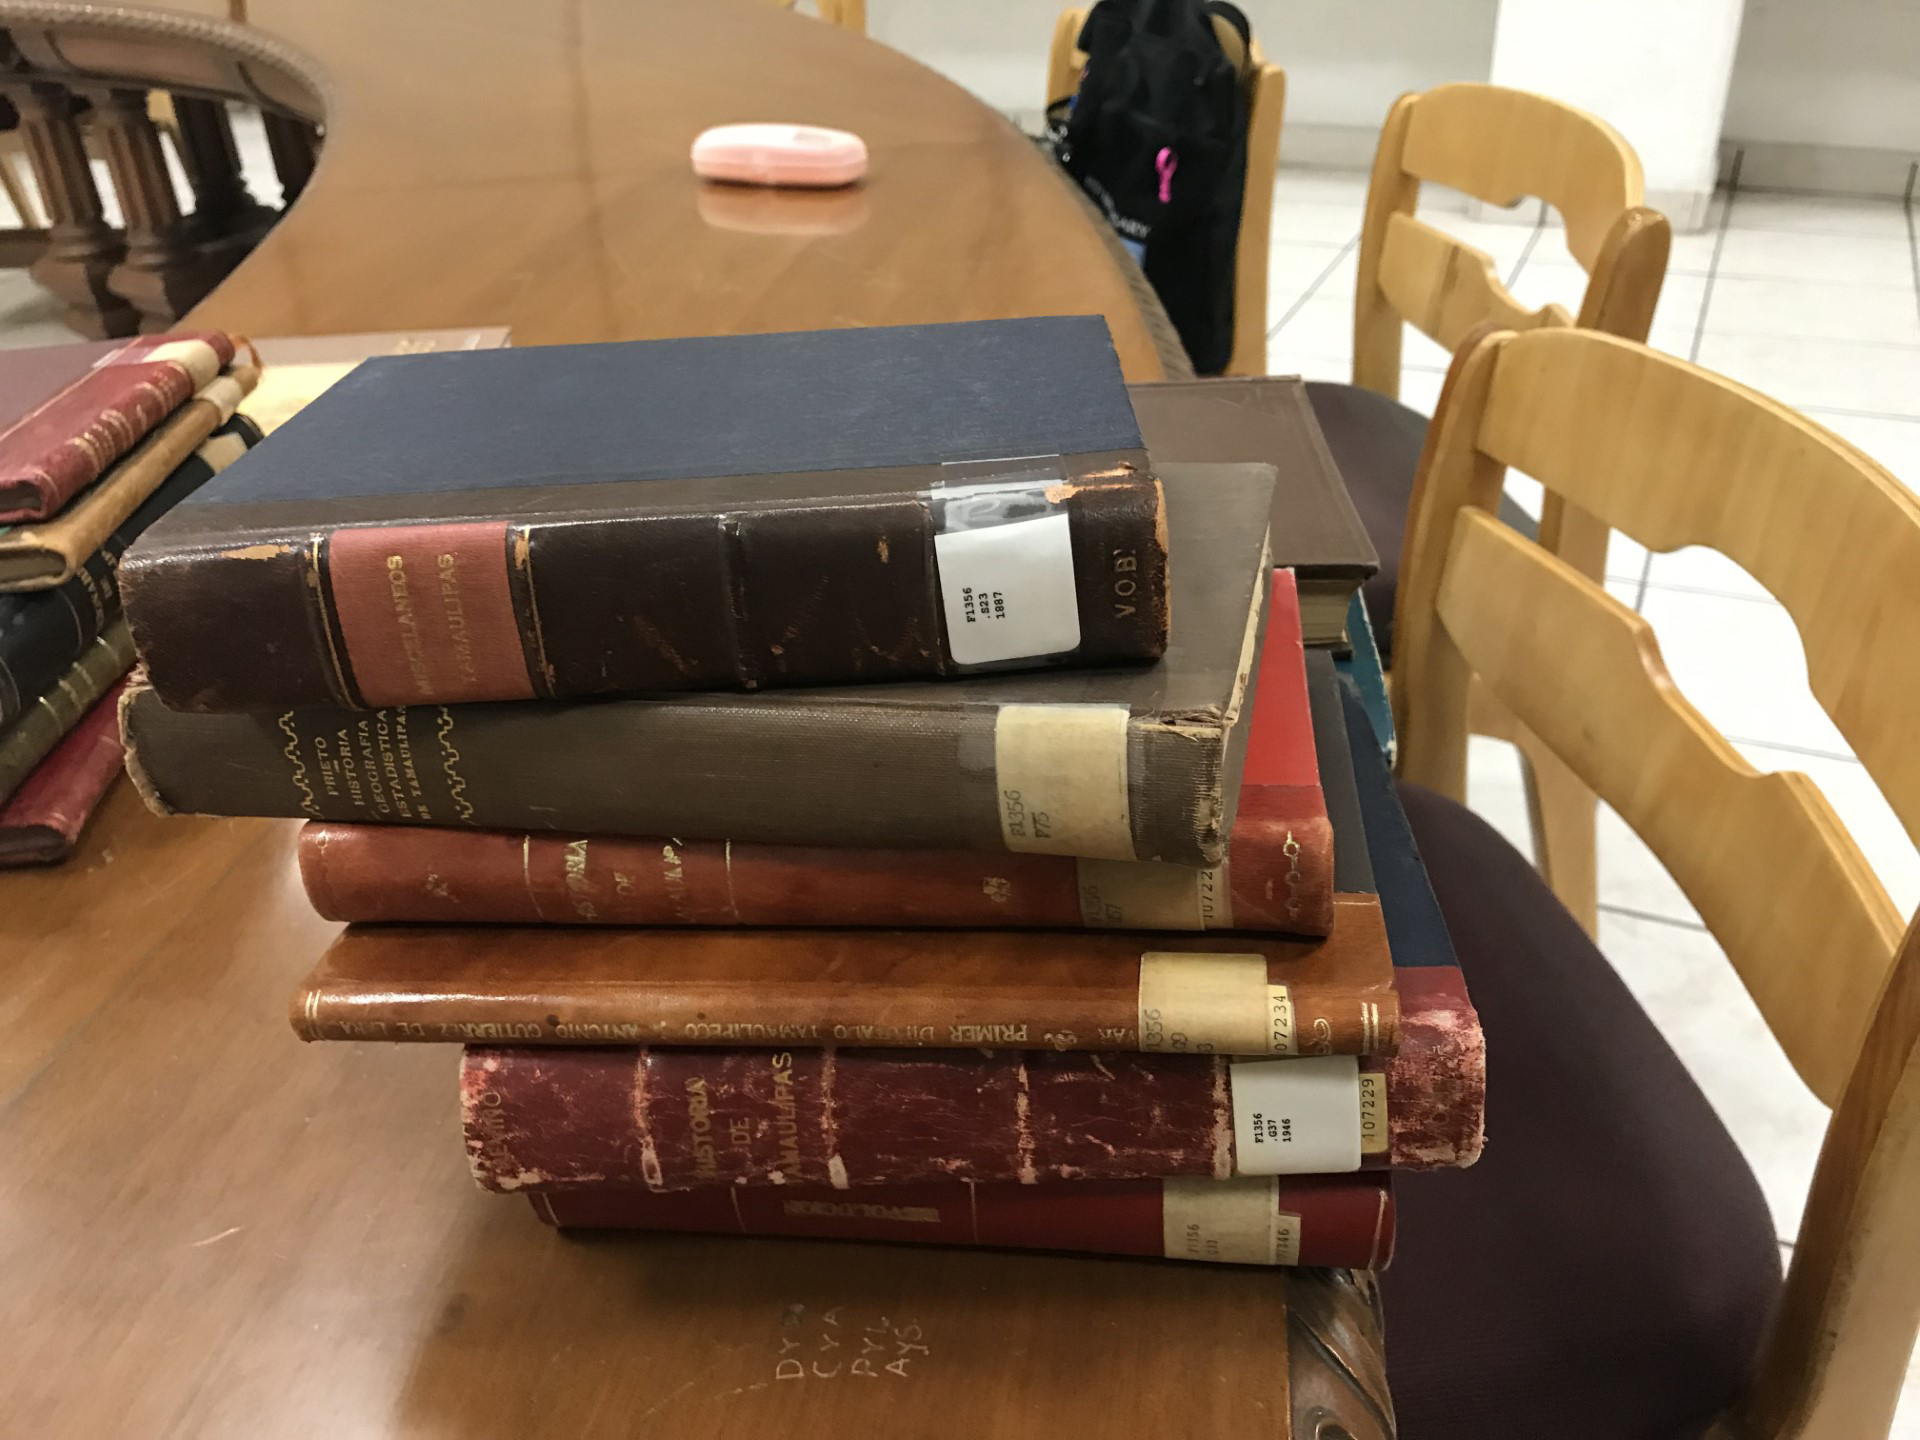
top-left (0, 332), bottom-right (237, 521)
top-left (297, 570), bottom-right (1333, 934)
top-left (528, 1173), bottom-right (1396, 1270)
top-left (0, 678), bottom-right (128, 867)
top-left (462, 1019), bottom-right (1479, 1191)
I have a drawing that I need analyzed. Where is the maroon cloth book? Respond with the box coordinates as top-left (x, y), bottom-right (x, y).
top-left (460, 975), bottom-right (1483, 1193)
top-left (528, 1173), bottom-right (1397, 1270)
top-left (0, 677), bottom-right (128, 866)
top-left (0, 332), bottom-right (238, 522)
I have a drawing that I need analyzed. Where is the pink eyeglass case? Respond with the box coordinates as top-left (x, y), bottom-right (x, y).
top-left (691, 123), bottom-right (869, 188)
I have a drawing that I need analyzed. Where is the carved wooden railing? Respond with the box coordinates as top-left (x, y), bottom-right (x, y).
top-left (0, 4), bottom-right (326, 336)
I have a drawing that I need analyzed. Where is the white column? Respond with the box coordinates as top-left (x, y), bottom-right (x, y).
top-left (1488, 0), bottom-right (1746, 231)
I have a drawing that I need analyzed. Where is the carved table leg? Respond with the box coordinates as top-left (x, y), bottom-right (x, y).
top-left (260, 110), bottom-right (318, 208)
top-left (10, 82), bottom-right (136, 339)
top-left (1288, 1269), bottom-right (1398, 1439)
top-left (88, 86), bottom-right (237, 332)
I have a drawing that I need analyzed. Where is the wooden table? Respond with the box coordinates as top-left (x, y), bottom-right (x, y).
top-left (0, 3), bottom-right (1391, 1434)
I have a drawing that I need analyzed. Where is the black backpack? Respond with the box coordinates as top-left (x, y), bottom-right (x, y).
top-left (1047, 0), bottom-right (1253, 375)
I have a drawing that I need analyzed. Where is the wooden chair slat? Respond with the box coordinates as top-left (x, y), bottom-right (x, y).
top-left (1376, 212), bottom-right (1570, 354)
top-left (1438, 508), bottom-right (1901, 1102)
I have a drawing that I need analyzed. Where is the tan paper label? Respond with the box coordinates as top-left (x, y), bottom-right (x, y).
top-left (1358, 1070), bottom-right (1389, 1155)
top-left (994, 704), bottom-right (1133, 859)
top-left (1160, 1176), bottom-right (1287, 1265)
top-left (1078, 859), bottom-right (1213, 928)
top-left (199, 372), bottom-right (249, 422)
top-left (1137, 952), bottom-right (1294, 1054)
top-left (139, 337), bottom-right (224, 387)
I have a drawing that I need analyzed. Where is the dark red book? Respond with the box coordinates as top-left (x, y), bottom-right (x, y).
top-left (528, 1173), bottom-right (1396, 1270)
top-left (296, 569), bottom-right (1333, 935)
top-left (0, 332), bottom-right (238, 521)
top-left (0, 677), bottom-right (127, 867)
top-left (460, 975), bottom-right (1479, 1193)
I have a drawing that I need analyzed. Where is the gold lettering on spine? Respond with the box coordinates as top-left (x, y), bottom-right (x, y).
top-left (381, 553), bottom-right (434, 699)
top-left (684, 1077), bottom-right (720, 1180)
top-left (436, 552), bottom-right (482, 688)
top-left (769, 1051), bottom-right (803, 1177)
top-left (563, 839), bottom-right (597, 919)
top-left (784, 1200), bottom-right (941, 1224)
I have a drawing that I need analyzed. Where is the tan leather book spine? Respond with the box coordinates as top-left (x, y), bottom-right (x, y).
top-left (290, 910), bottom-right (1399, 1055)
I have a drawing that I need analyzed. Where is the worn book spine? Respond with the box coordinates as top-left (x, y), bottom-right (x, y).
top-left (526, 1173), bottom-right (1397, 1270)
top-left (0, 677), bottom-right (127, 866)
top-left (0, 416), bottom-right (261, 731)
top-left (0, 332), bottom-right (237, 521)
top-left (0, 622), bottom-right (134, 804)
top-left (290, 914), bottom-right (1399, 1054)
top-left (122, 687), bottom-right (1238, 865)
top-left (124, 470), bottom-right (1168, 707)
top-left (124, 316), bottom-right (1169, 706)
top-left (297, 807), bottom-right (1328, 933)
top-left (461, 1000), bottom-right (1475, 1190)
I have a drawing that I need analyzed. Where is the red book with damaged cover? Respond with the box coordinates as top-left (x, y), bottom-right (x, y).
top-left (528, 1173), bottom-right (1396, 1270)
top-left (0, 332), bottom-right (238, 522)
top-left (460, 990), bottom-right (1482, 1191)
top-left (296, 569), bottom-right (1333, 935)
top-left (0, 677), bottom-right (127, 867)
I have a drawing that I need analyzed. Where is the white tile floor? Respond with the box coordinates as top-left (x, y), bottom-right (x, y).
top-left (2, 133), bottom-right (1916, 1425)
top-left (1268, 167), bottom-right (1920, 1432)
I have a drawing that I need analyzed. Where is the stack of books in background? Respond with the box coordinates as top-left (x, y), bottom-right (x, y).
top-left (0, 332), bottom-right (258, 867)
top-left (118, 315), bottom-right (1483, 1274)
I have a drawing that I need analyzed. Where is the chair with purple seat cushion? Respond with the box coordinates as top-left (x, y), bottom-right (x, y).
top-left (1387, 324), bottom-right (1920, 1438)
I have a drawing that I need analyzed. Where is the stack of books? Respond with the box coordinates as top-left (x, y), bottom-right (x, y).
top-left (0, 332), bottom-right (260, 866)
top-left (119, 316), bottom-right (1482, 1274)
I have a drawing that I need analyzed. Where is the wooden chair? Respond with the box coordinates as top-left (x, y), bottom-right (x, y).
top-left (1305, 82), bottom-right (1671, 939)
top-left (1385, 325), bottom-right (1920, 1438)
top-left (1046, 6), bottom-right (1285, 377)
top-left (1312, 83), bottom-right (1670, 655)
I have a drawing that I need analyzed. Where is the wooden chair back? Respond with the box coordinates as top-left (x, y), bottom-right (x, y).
top-left (1354, 82), bottom-right (1669, 400)
top-left (1394, 325), bottom-right (1920, 1439)
top-left (1046, 7), bottom-right (1286, 377)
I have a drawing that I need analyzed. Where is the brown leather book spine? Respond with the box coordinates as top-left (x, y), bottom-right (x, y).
top-left (461, 1037), bottom-right (1463, 1188)
top-left (123, 467), bottom-right (1166, 708)
top-left (0, 677), bottom-right (128, 866)
top-left (290, 914), bottom-right (1399, 1054)
top-left (295, 806), bottom-right (1330, 933)
top-left (527, 1173), bottom-right (1397, 1270)
top-left (0, 332), bottom-right (237, 522)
